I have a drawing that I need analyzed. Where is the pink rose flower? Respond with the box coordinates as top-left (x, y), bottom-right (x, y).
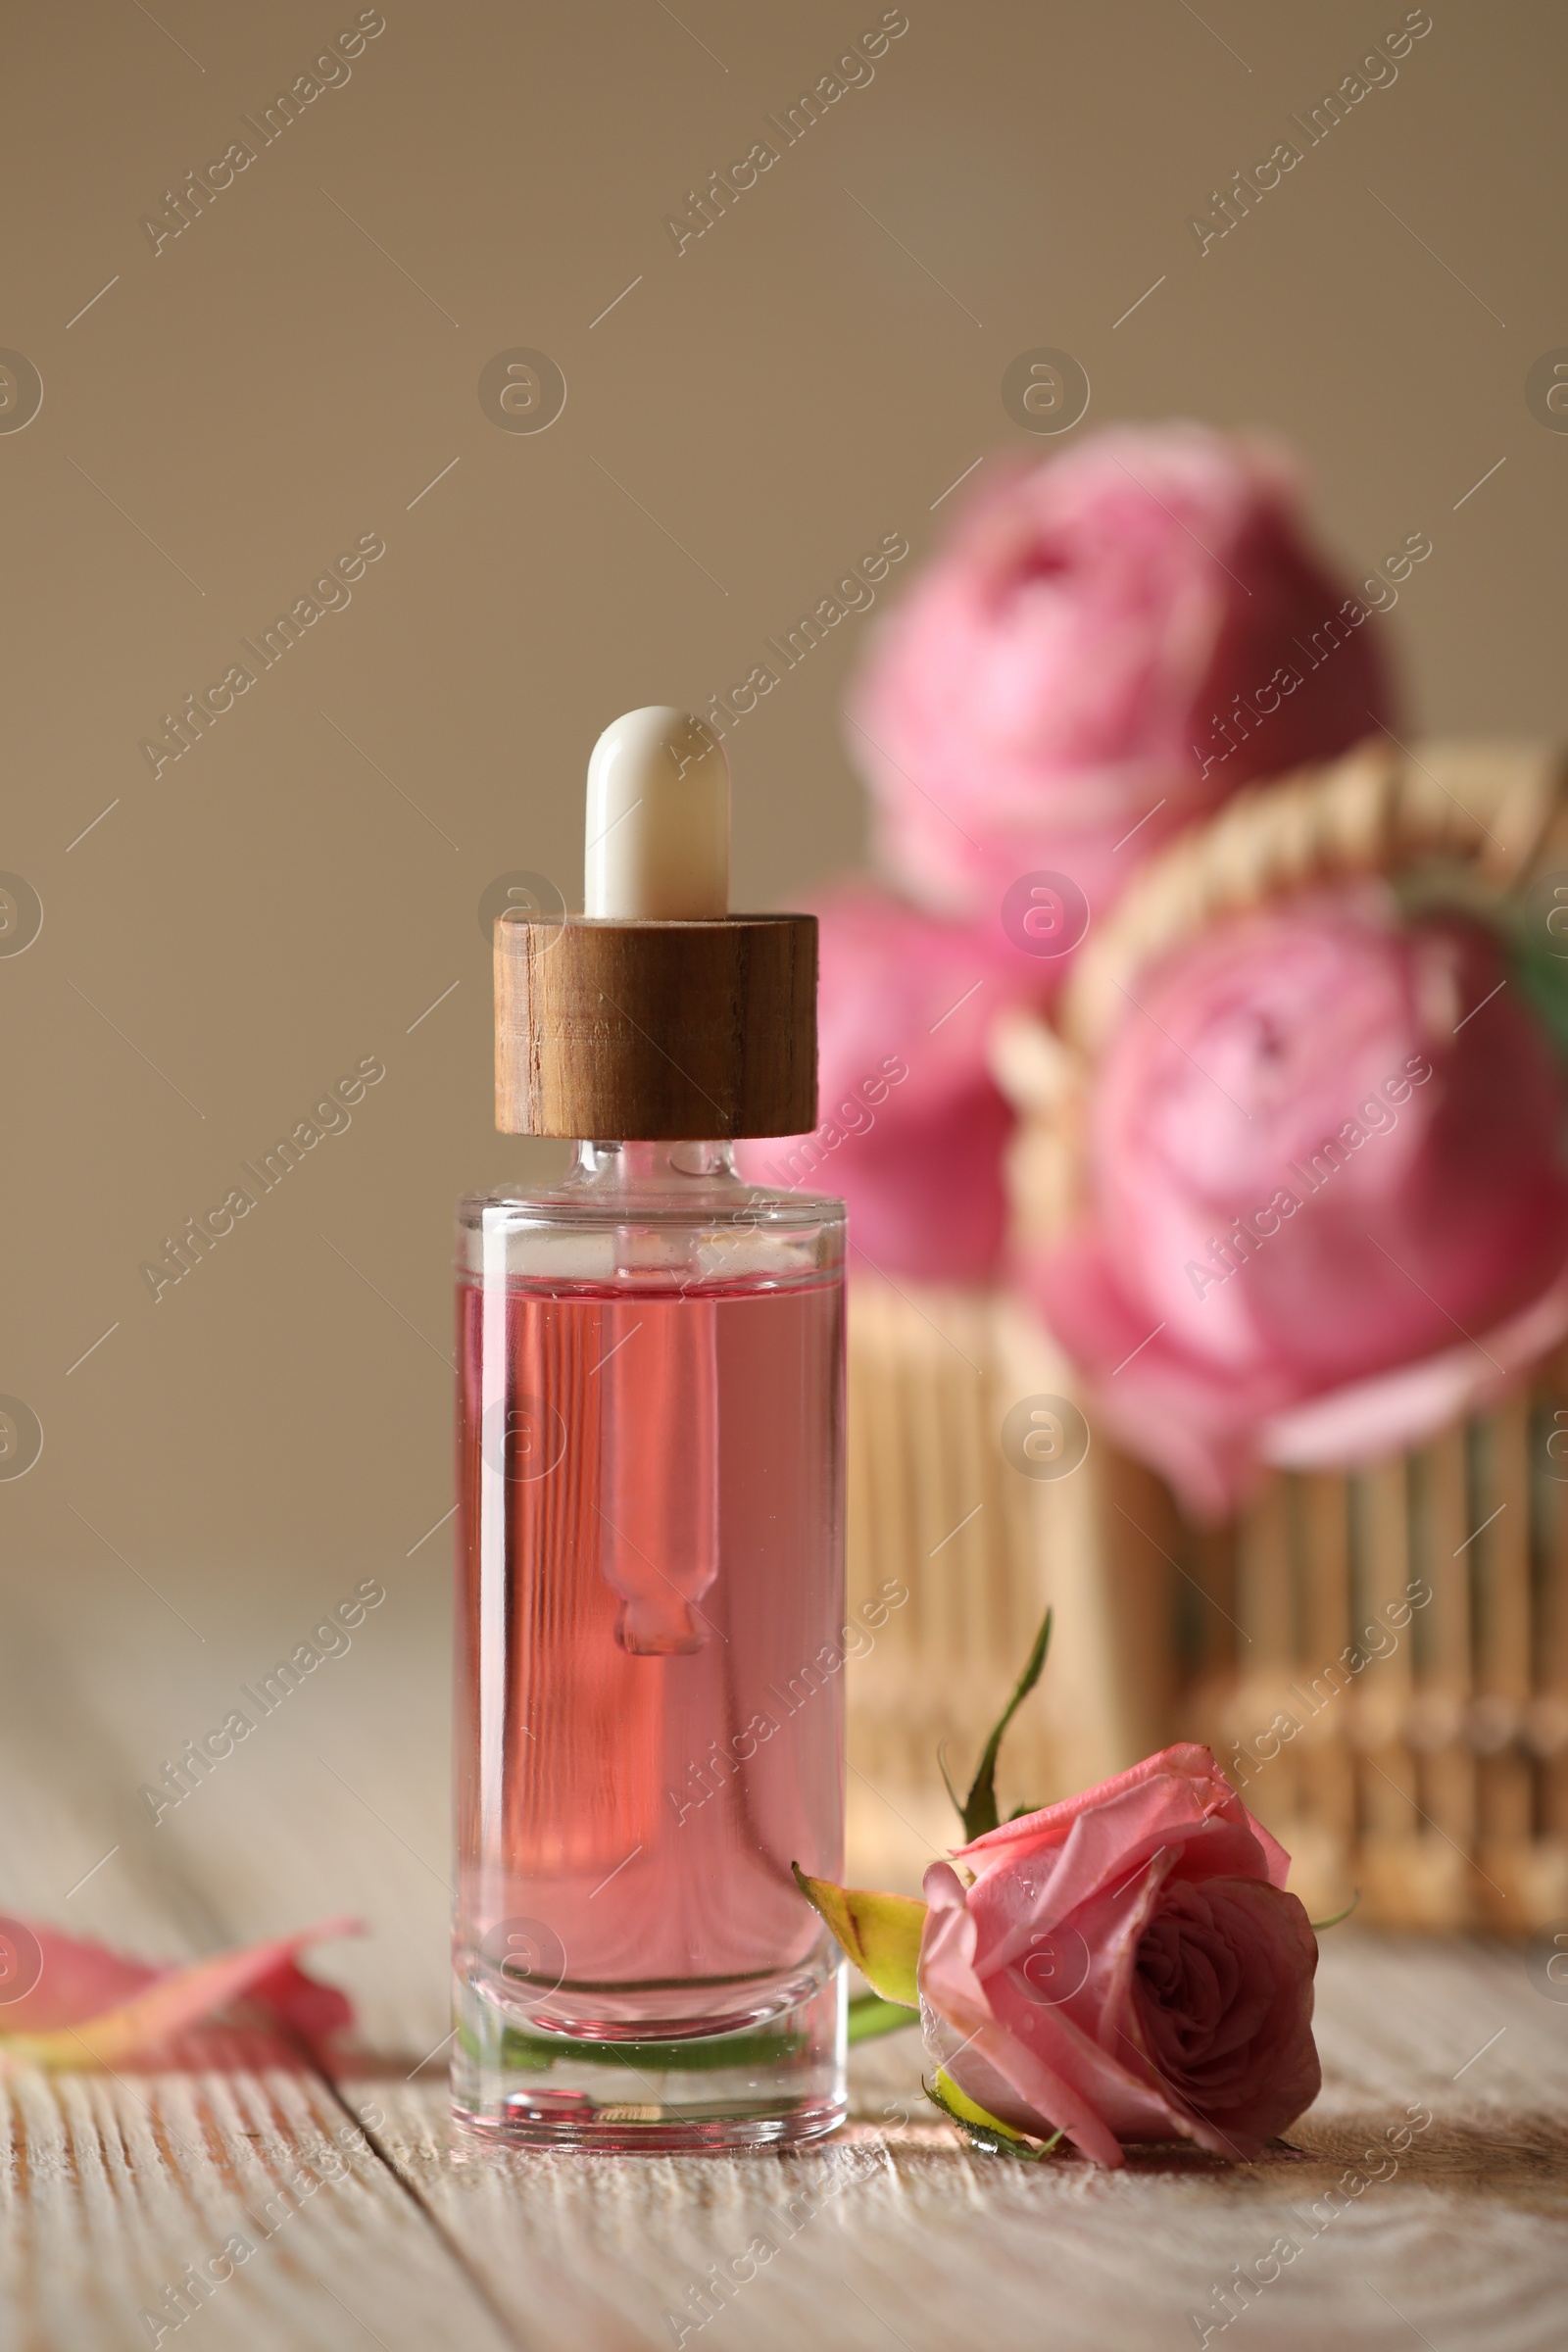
top-left (919, 1744), bottom-right (1320, 2166)
top-left (848, 424), bottom-right (1397, 929)
top-left (1031, 892), bottom-right (1568, 1517)
top-left (741, 882), bottom-right (1052, 1283)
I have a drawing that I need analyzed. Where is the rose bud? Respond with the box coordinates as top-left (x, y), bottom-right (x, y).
top-left (919, 1745), bottom-right (1320, 2165)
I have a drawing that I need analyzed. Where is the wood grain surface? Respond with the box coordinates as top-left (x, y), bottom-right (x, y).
top-left (1, 1558), bottom-right (1564, 2350)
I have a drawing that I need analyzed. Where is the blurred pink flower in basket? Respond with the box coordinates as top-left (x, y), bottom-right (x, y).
top-left (848, 423), bottom-right (1397, 926)
top-left (920, 1744), bottom-right (1320, 2165)
top-left (768, 425), bottom-right (1397, 1283)
top-left (1030, 891), bottom-right (1568, 1518)
top-left (743, 883), bottom-right (1050, 1282)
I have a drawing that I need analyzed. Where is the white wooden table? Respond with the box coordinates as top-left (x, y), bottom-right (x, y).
top-left (2, 1554), bottom-right (1564, 2350)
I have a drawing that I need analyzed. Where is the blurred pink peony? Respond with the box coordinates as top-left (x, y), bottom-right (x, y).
top-left (848, 424), bottom-right (1397, 926)
top-left (1030, 892), bottom-right (1568, 1517)
top-left (743, 884), bottom-right (1058, 1281)
top-left (919, 1743), bottom-right (1319, 2166)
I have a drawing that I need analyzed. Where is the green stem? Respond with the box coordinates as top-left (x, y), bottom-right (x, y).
top-left (848, 1991), bottom-right (920, 2044)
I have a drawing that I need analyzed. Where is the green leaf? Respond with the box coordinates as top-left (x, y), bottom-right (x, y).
top-left (1308, 1889), bottom-right (1361, 1933)
top-left (1511, 926), bottom-right (1568, 1066)
top-left (847, 1991), bottom-right (921, 2044)
top-left (1390, 874), bottom-right (1568, 1079)
top-left (953, 1607), bottom-right (1053, 1842)
top-left (792, 1865), bottom-right (924, 2006)
top-left (491, 2025), bottom-right (807, 2074)
top-left (924, 2068), bottom-right (1063, 2160)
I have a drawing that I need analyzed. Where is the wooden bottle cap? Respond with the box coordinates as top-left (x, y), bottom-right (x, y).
top-left (495, 912), bottom-right (817, 1140)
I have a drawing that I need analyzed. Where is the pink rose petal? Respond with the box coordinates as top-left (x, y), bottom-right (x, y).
top-left (0, 1917), bottom-right (360, 2071)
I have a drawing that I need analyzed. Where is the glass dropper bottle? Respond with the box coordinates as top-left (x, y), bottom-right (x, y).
top-left (451, 708), bottom-right (847, 2150)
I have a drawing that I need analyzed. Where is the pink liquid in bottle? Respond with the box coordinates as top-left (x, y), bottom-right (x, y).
top-left (451, 1149), bottom-right (846, 2149)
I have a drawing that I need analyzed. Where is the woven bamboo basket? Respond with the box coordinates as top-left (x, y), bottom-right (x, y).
top-left (844, 738), bottom-right (1568, 1932)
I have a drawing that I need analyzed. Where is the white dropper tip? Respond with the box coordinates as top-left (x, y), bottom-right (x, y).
top-left (584, 708), bottom-right (730, 919)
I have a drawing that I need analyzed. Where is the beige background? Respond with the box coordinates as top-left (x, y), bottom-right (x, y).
top-left (3, 1), bottom-right (1565, 1741)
